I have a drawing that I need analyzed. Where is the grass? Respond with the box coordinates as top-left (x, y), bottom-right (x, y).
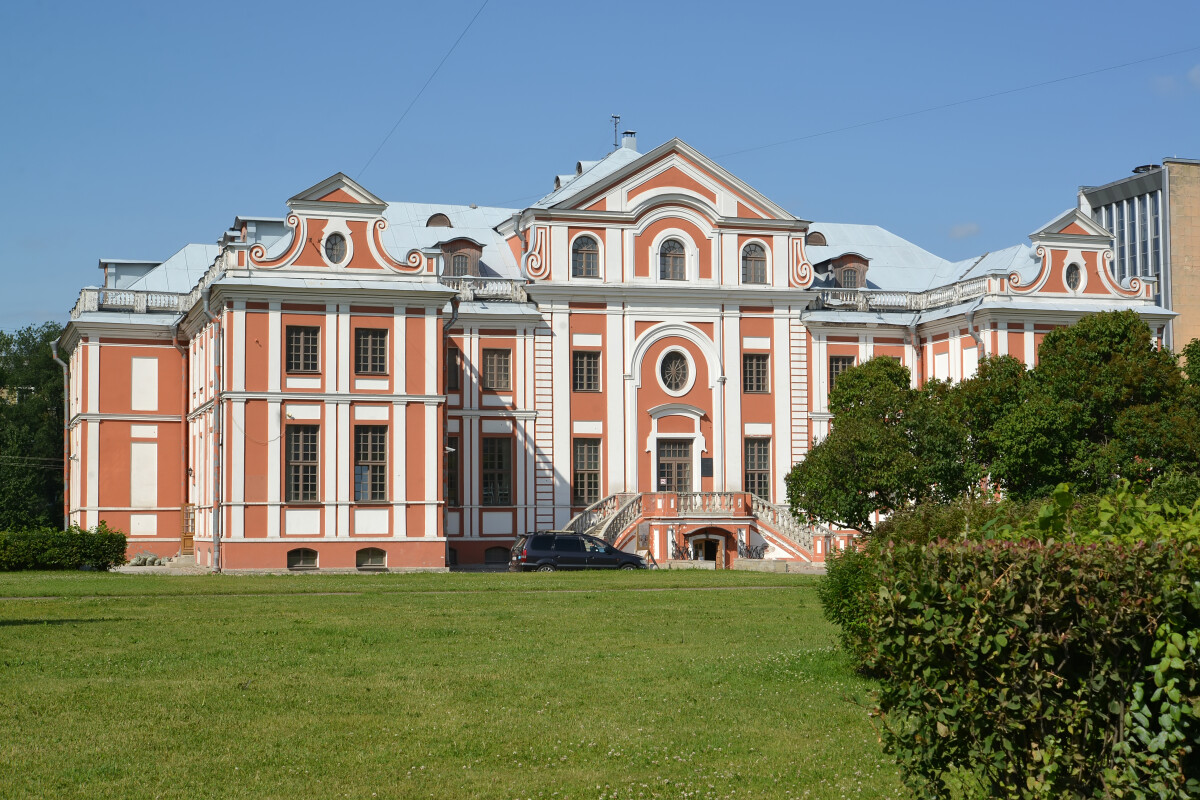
top-left (0, 570), bottom-right (906, 799)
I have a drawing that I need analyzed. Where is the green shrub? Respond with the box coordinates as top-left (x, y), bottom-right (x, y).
top-left (866, 489), bottom-right (1200, 798)
top-left (0, 522), bottom-right (127, 571)
top-left (815, 544), bottom-right (877, 668)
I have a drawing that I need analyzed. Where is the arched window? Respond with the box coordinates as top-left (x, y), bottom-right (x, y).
top-left (742, 244), bottom-right (767, 284)
top-left (450, 254), bottom-right (470, 276)
top-left (286, 548), bottom-right (317, 570)
top-left (356, 547), bottom-right (386, 570)
top-left (572, 236), bottom-right (599, 278)
top-left (659, 239), bottom-right (686, 281)
top-left (807, 231), bottom-right (827, 247)
top-left (426, 213), bottom-right (452, 228)
top-left (840, 269), bottom-right (858, 289)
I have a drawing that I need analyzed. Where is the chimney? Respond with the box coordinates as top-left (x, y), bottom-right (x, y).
top-left (621, 130), bottom-right (637, 150)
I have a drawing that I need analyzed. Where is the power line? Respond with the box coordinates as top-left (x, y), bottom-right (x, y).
top-left (357, 0), bottom-right (491, 179)
top-left (717, 43), bottom-right (1200, 159)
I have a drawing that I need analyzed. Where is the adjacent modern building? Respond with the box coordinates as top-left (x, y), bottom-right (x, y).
top-left (1078, 158), bottom-right (1200, 348)
top-left (58, 136), bottom-right (1173, 570)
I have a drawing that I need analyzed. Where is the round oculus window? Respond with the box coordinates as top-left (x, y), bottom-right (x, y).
top-left (660, 351), bottom-right (689, 392)
top-left (1065, 263), bottom-right (1081, 290)
top-left (324, 233), bottom-right (347, 264)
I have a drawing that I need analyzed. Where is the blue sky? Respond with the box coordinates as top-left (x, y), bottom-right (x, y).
top-left (2, 0), bottom-right (1199, 329)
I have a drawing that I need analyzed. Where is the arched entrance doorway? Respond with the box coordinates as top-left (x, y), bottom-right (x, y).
top-left (685, 527), bottom-right (734, 569)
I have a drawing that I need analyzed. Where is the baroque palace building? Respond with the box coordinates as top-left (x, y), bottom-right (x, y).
top-left (58, 135), bottom-right (1173, 570)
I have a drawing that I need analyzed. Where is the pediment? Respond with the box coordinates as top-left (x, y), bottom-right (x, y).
top-left (554, 139), bottom-right (798, 222)
top-left (1030, 208), bottom-right (1112, 240)
top-left (288, 173), bottom-right (387, 211)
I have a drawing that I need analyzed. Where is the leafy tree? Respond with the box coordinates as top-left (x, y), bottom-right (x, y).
top-left (0, 323), bottom-right (65, 529)
top-left (786, 357), bottom-right (974, 531)
top-left (990, 311), bottom-right (1198, 497)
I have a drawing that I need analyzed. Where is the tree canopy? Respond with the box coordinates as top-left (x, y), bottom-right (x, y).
top-left (0, 323), bottom-right (65, 529)
top-left (787, 311), bottom-right (1200, 528)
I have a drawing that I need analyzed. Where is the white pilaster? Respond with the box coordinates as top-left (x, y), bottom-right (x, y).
top-left (268, 303), bottom-right (281, 393)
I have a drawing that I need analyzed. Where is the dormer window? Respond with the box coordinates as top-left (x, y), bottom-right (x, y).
top-left (426, 213), bottom-right (452, 228)
top-left (840, 269), bottom-right (858, 289)
top-left (450, 254), bottom-right (469, 276)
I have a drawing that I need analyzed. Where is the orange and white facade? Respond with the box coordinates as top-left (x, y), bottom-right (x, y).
top-left (59, 136), bottom-right (1173, 570)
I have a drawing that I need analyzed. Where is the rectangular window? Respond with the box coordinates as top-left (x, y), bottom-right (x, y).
top-left (446, 347), bottom-right (461, 392)
top-left (573, 438), bottom-right (601, 506)
top-left (355, 328), bottom-right (388, 375)
top-left (285, 425), bottom-right (319, 503)
top-left (829, 356), bottom-right (855, 390)
top-left (742, 353), bottom-right (769, 393)
top-left (481, 438), bottom-right (512, 506)
top-left (286, 326), bottom-right (320, 373)
top-left (744, 438), bottom-right (771, 499)
top-left (446, 435), bottom-right (460, 507)
top-left (353, 426), bottom-right (387, 502)
top-left (572, 351), bottom-right (600, 392)
top-left (482, 349), bottom-right (511, 391)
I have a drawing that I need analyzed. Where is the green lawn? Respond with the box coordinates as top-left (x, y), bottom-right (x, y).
top-left (0, 570), bottom-right (906, 799)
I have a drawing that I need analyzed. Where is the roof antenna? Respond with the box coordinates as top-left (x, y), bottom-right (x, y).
top-left (611, 114), bottom-right (621, 152)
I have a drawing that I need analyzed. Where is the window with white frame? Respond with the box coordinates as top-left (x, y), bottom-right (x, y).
top-left (659, 239), bottom-right (686, 281)
top-left (572, 236), bottom-right (599, 278)
top-left (573, 438), bottom-right (601, 506)
top-left (353, 426), bottom-right (387, 502)
top-left (744, 438), bottom-right (771, 499)
top-left (742, 243), bottom-right (767, 284)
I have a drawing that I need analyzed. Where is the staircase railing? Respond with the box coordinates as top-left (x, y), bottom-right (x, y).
top-left (748, 495), bottom-right (832, 553)
top-left (563, 493), bottom-right (636, 537)
top-left (676, 492), bottom-right (744, 516)
top-left (596, 494), bottom-right (644, 544)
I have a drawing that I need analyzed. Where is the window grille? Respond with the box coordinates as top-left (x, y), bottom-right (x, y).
top-left (743, 353), bottom-right (769, 393)
top-left (482, 349), bottom-right (511, 390)
top-left (286, 326), bottom-right (320, 373)
top-left (659, 239), bottom-right (686, 280)
top-left (285, 426), bottom-right (319, 503)
top-left (742, 244), bottom-right (767, 284)
top-left (573, 438), bottom-right (601, 506)
top-left (355, 329), bottom-right (387, 375)
top-left (354, 426), bottom-right (387, 502)
top-left (572, 351), bottom-right (600, 392)
top-left (481, 438), bottom-right (512, 506)
top-left (744, 438), bottom-right (771, 499)
top-left (572, 236), bottom-right (599, 278)
top-left (829, 356), bottom-right (855, 390)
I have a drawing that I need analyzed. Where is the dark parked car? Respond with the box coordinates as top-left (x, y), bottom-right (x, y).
top-left (509, 532), bottom-right (646, 571)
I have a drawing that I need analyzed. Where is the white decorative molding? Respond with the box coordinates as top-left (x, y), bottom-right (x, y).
top-left (744, 422), bottom-right (772, 435)
top-left (285, 376), bottom-right (322, 390)
top-left (742, 337), bottom-right (771, 350)
top-left (130, 424), bottom-right (158, 439)
top-left (482, 419), bottom-right (513, 434)
top-left (284, 404), bottom-right (321, 420)
top-left (354, 378), bottom-right (389, 391)
top-left (572, 420), bottom-right (603, 434)
top-left (572, 333), bottom-right (603, 347)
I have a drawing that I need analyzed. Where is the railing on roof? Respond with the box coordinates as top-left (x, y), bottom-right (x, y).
top-left (69, 287), bottom-right (189, 320)
top-left (816, 275), bottom-right (991, 312)
top-left (440, 276), bottom-right (528, 303)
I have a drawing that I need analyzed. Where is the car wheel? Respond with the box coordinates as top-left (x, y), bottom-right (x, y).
top-left (536, 564), bottom-right (556, 572)
top-left (619, 563), bottom-right (637, 570)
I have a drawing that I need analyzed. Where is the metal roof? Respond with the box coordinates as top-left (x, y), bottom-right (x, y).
top-left (123, 244), bottom-right (220, 293)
